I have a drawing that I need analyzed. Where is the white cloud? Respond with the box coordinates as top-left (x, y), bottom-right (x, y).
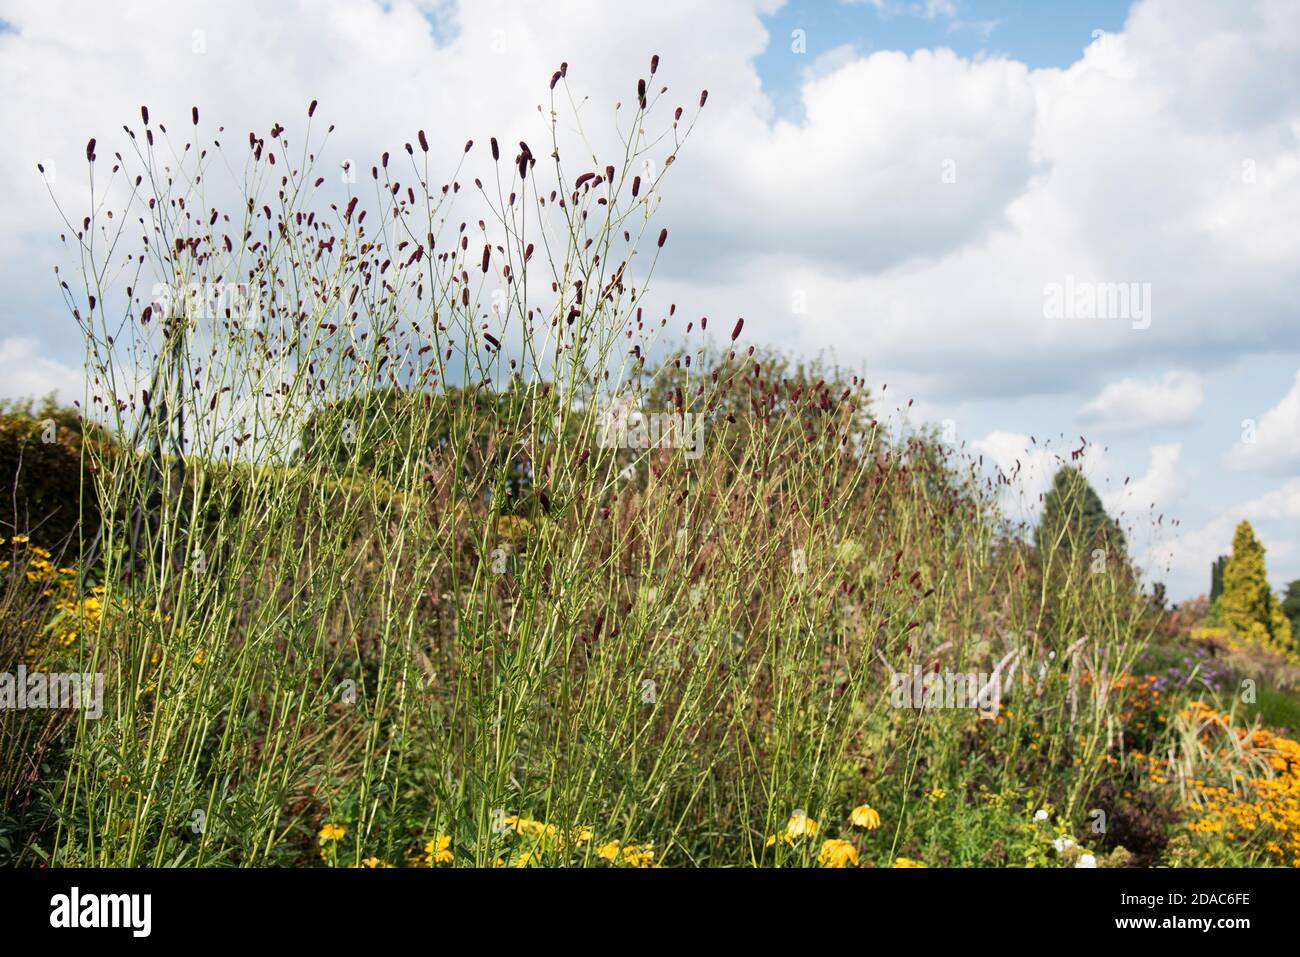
top-left (970, 430), bottom-right (1105, 521)
top-left (1105, 442), bottom-right (1184, 517)
top-left (0, 337), bottom-right (83, 404)
top-left (672, 0), bottom-right (1300, 400)
top-left (1078, 371), bottom-right (1202, 433)
top-left (1226, 369), bottom-right (1300, 474)
top-left (1238, 477), bottom-right (1300, 523)
top-left (671, 45), bottom-right (1038, 278)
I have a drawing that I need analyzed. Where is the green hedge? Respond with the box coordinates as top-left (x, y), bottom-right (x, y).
top-left (0, 397), bottom-right (100, 551)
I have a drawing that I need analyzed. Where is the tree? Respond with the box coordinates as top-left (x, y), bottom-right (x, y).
top-left (1210, 554), bottom-right (1228, 603)
top-left (1035, 466), bottom-right (1125, 562)
top-left (1219, 520), bottom-right (1294, 652)
top-left (1280, 579), bottom-right (1300, 640)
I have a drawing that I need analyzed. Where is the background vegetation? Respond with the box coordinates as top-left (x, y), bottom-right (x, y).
top-left (3, 62), bottom-right (1298, 868)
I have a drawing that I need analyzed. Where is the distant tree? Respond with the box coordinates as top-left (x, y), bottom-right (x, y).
top-left (1219, 520), bottom-right (1294, 652)
top-left (1210, 554), bottom-right (1228, 603)
top-left (1281, 579), bottom-right (1300, 638)
top-left (1035, 466), bottom-right (1125, 562)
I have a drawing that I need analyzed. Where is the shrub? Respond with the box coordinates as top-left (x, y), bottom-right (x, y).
top-left (0, 396), bottom-right (103, 550)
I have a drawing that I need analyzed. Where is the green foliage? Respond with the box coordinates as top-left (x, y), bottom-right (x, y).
top-left (0, 394), bottom-right (105, 548)
top-left (1211, 554), bottom-right (1228, 603)
top-left (1244, 683), bottom-right (1300, 734)
top-left (1034, 466), bottom-right (1125, 561)
top-left (299, 386), bottom-right (439, 479)
top-left (1281, 579), bottom-right (1300, 638)
top-left (1206, 595), bottom-right (1224, 627)
top-left (1220, 520), bottom-right (1294, 653)
top-left (297, 384), bottom-right (538, 507)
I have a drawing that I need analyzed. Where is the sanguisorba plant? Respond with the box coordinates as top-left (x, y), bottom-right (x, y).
top-left (35, 58), bottom-right (1155, 867)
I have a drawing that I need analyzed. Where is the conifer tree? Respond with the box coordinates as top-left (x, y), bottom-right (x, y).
top-left (1281, 579), bottom-right (1300, 637)
top-left (1035, 466), bottom-right (1125, 562)
top-left (1210, 554), bottom-right (1228, 603)
top-left (1220, 520), bottom-right (1294, 652)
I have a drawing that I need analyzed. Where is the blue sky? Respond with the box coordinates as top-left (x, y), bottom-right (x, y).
top-left (757, 0), bottom-right (1135, 117)
top-left (1, 0), bottom-right (1298, 601)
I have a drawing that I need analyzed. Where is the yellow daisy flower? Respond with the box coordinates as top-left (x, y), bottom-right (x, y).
top-left (318, 823), bottom-right (346, 843)
top-left (784, 811), bottom-right (819, 839)
top-left (850, 805), bottom-right (881, 829)
top-left (818, 839), bottom-right (859, 868)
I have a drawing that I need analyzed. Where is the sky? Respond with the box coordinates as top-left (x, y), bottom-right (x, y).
top-left (0, 0), bottom-right (1298, 601)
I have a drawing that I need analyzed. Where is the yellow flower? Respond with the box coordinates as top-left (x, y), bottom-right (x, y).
top-left (11, 534), bottom-right (29, 544)
top-left (594, 839), bottom-right (654, 867)
top-left (894, 857), bottom-right (927, 868)
top-left (767, 811), bottom-right (819, 847)
top-left (818, 839), bottom-right (859, 868)
top-left (784, 811), bottom-right (819, 839)
top-left (360, 856), bottom-right (387, 868)
top-left (850, 805), bottom-right (881, 829)
top-left (571, 825), bottom-right (593, 846)
top-left (425, 834), bottom-right (454, 864)
top-left (621, 843), bottom-right (655, 867)
top-left (319, 823), bottom-right (346, 843)
top-left (504, 815), bottom-right (556, 839)
top-left (925, 788), bottom-right (946, 802)
top-left (194, 648), bottom-right (208, 665)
